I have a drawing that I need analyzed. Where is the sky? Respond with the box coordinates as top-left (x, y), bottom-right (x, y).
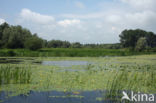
top-left (0, 0), bottom-right (156, 44)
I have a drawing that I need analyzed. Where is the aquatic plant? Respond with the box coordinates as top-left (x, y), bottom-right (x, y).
top-left (105, 68), bottom-right (156, 102)
top-left (0, 65), bottom-right (32, 85)
top-left (0, 55), bottom-right (156, 101)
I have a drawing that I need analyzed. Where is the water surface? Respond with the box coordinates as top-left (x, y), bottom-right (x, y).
top-left (0, 90), bottom-right (116, 103)
top-left (42, 61), bottom-right (91, 67)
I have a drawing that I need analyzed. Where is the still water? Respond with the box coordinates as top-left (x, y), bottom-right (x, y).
top-left (42, 61), bottom-right (92, 67)
top-left (0, 58), bottom-right (116, 103)
top-left (0, 90), bottom-right (116, 103)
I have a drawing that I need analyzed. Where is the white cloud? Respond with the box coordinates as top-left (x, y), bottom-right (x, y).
top-left (58, 19), bottom-right (80, 27)
top-left (61, 12), bottom-right (106, 19)
top-left (0, 18), bottom-right (5, 24)
top-left (75, 1), bottom-right (85, 9)
top-left (20, 8), bottom-right (55, 24)
top-left (121, 0), bottom-right (156, 10)
top-left (106, 14), bottom-right (121, 23)
top-left (16, 1), bottom-right (156, 44)
top-left (125, 11), bottom-right (156, 26)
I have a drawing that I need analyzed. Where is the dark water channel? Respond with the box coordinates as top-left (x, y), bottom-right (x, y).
top-left (0, 90), bottom-right (117, 103)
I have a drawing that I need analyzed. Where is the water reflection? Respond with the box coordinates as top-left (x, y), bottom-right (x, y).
top-left (0, 58), bottom-right (35, 64)
top-left (0, 58), bottom-right (22, 64)
top-left (42, 61), bottom-right (92, 67)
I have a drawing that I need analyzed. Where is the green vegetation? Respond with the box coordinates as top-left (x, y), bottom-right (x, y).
top-left (0, 23), bottom-right (156, 52)
top-left (0, 23), bottom-right (43, 50)
top-left (119, 29), bottom-right (156, 49)
top-left (0, 22), bottom-right (122, 50)
top-left (0, 65), bottom-right (31, 84)
top-left (0, 48), bottom-right (156, 57)
top-left (135, 37), bottom-right (148, 51)
top-left (24, 35), bottom-right (43, 50)
top-left (106, 68), bottom-right (156, 100)
top-left (0, 21), bottom-right (156, 102)
top-left (0, 55), bottom-right (156, 99)
top-left (47, 40), bottom-right (71, 48)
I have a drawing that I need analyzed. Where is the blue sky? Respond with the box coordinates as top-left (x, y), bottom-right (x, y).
top-left (0, 0), bottom-right (156, 43)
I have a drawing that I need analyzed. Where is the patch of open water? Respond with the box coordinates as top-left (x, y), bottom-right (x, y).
top-left (0, 90), bottom-right (117, 103)
top-left (42, 61), bottom-right (92, 67)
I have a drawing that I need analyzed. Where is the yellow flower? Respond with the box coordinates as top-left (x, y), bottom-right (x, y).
top-left (73, 91), bottom-right (80, 95)
top-left (64, 89), bottom-right (67, 92)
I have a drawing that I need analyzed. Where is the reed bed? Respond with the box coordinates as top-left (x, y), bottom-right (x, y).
top-left (0, 65), bottom-right (32, 85)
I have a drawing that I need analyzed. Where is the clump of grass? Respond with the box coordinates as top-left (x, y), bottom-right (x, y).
top-left (0, 65), bottom-right (32, 85)
top-left (85, 64), bottom-right (94, 71)
top-left (105, 68), bottom-right (156, 102)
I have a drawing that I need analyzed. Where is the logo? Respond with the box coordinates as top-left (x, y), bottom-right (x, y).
top-left (121, 91), bottom-right (155, 102)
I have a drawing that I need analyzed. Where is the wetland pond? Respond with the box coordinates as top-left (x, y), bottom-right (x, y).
top-left (0, 58), bottom-right (112, 103)
top-left (0, 56), bottom-right (156, 103)
top-left (0, 90), bottom-right (116, 103)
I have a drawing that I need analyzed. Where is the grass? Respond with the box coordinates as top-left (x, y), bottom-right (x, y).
top-left (0, 48), bottom-right (156, 57)
top-left (0, 65), bottom-right (32, 85)
top-left (105, 69), bottom-right (156, 101)
top-left (0, 55), bottom-right (156, 101)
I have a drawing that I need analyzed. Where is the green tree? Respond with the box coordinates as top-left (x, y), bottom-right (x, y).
top-left (135, 37), bottom-right (148, 51)
top-left (71, 42), bottom-right (82, 48)
top-left (42, 39), bottom-right (48, 48)
top-left (48, 40), bottom-right (60, 48)
top-left (145, 32), bottom-right (156, 48)
top-left (2, 25), bottom-right (32, 48)
top-left (119, 29), bottom-right (156, 48)
top-left (62, 41), bottom-right (71, 48)
top-left (24, 35), bottom-right (43, 50)
top-left (0, 22), bottom-right (9, 47)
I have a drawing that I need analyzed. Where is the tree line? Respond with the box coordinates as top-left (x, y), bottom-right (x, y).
top-left (119, 29), bottom-right (156, 51)
top-left (0, 23), bottom-right (156, 51)
top-left (0, 23), bottom-right (43, 50)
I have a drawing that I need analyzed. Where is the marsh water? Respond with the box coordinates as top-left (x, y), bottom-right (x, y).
top-left (0, 58), bottom-right (92, 66)
top-left (1, 56), bottom-right (155, 103)
top-left (0, 58), bottom-right (113, 103)
top-left (0, 90), bottom-right (117, 103)
top-left (42, 61), bottom-right (91, 67)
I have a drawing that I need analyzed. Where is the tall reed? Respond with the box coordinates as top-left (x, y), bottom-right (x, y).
top-left (0, 65), bottom-right (32, 85)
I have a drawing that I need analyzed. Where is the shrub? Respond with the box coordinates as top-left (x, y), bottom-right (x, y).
top-left (135, 37), bottom-right (147, 52)
top-left (7, 50), bottom-right (16, 56)
top-left (24, 36), bottom-right (43, 50)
